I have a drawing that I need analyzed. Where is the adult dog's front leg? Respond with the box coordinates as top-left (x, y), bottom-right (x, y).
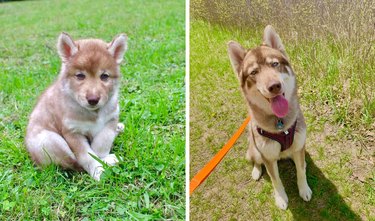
top-left (264, 159), bottom-right (288, 210)
top-left (292, 147), bottom-right (312, 201)
top-left (64, 133), bottom-right (104, 181)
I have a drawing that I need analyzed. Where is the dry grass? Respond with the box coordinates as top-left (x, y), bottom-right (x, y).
top-left (191, 0), bottom-right (375, 40)
top-left (191, 0), bottom-right (375, 129)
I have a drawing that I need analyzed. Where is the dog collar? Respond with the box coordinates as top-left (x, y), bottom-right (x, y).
top-left (256, 120), bottom-right (297, 151)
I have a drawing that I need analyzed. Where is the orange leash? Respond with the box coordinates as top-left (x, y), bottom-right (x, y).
top-left (189, 116), bottom-right (251, 195)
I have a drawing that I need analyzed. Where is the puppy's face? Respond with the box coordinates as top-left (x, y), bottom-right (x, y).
top-left (57, 33), bottom-right (127, 110)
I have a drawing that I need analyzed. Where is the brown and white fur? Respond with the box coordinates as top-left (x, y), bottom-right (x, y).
top-left (228, 25), bottom-right (312, 209)
top-left (25, 33), bottom-right (127, 181)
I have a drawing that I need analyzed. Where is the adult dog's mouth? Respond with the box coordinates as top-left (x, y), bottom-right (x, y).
top-left (269, 93), bottom-right (288, 118)
top-left (258, 90), bottom-right (289, 118)
top-left (265, 93), bottom-right (285, 103)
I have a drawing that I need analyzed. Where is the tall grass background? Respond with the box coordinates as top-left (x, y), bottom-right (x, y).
top-left (191, 0), bottom-right (374, 143)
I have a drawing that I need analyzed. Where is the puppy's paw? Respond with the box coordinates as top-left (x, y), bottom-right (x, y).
top-left (251, 164), bottom-right (262, 180)
top-left (274, 190), bottom-right (288, 210)
top-left (103, 154), bottom-right (119, 166)
top-left (299, 184), bottom-right (312, 201)
top-left (116, 123), bottom-right (125, 133)
top-left (91, 165), bottom-right (104, 181)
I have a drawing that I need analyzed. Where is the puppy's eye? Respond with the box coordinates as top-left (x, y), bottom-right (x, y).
top-left (75, 73), bottom-right (86, 80)
top-left (100, 73), bottom-right (110, 81)
top-left (250, 70), bottom-right (258, 75)
top-left (271, 62), bottom-right (279, 67)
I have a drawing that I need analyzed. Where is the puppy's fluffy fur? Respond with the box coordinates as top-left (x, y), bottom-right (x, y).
top-left (25, 33), bottom-right (127, 181)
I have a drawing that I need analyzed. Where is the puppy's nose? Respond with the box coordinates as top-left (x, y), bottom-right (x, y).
top-left (86, 95), bottom-right (100, 105)
top-left (268, 82), bottom-right (282, 94)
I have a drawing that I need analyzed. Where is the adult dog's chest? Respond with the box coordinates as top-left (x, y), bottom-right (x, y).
top-left (253, 128), bottom-right (306, 160)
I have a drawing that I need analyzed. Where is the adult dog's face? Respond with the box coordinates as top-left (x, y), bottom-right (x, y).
top-left (238, 46), bottom-right (293, 100)
top-left (227, 26), bottom-right (296, 117)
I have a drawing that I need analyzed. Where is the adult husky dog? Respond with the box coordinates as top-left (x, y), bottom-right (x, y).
top-left (25, 33), bottom-right (127, 181)
top-left (227, 25), bottom-right (312, 209)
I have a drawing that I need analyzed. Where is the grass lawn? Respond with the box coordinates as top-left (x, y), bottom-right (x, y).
top-left (189, 20), bottom-right (374, 220)
top-left (0, 0), bottom-right (185, 220)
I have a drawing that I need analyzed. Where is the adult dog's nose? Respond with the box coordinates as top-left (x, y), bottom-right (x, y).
top-left (87, 95), bottom-right (100, 105)
top-left (268, 82), bottom-right (282, 94)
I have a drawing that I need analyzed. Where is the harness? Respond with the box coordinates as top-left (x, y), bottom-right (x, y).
top-left (256, 121), bottom-right (297, 151)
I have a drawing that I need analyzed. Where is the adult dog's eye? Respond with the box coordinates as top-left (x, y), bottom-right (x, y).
top-left (100, 72), bottom-right (110, 81)
top-left (271, 62), bottom-right (279, 67)
top-left (250, 70), bottom-right (258, 75)
top-left (76, 73), bottom-right (86, 80)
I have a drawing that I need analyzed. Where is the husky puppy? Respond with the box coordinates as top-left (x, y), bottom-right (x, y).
top-left (25, 33), bottom-right (127, 181)
top-left (227, 25), bottom-right (312, 209)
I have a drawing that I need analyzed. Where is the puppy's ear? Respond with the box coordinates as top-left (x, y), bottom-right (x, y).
top-left (57, 32), bottom-right (78, 63)
top-left (263, 25), bottom-right (287, 57)
top-left (108, 34), bottom-right (128, 64)
top-left (228, 41), bottom-right (246, 76)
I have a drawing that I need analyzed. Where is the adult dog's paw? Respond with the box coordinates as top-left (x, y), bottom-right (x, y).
top-left (299, 184), bottom-right (312, 201)
top-left (274, 190), bottom-right (288, 210)
top-left (251, 164), bottom-right (262, 180)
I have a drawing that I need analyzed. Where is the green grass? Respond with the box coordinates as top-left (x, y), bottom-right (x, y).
top-left (0, 0), bottom-right (185, 220)
top-left (189, 19), bottom-right (374, 221)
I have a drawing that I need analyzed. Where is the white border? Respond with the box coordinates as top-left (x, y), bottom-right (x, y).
top-left (185, 0), bottom-right (190, 220)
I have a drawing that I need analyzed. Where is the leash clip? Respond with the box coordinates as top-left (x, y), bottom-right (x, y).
top-left (276, 119), bottom-right (284, 130)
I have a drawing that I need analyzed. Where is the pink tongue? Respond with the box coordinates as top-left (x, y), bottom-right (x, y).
top-left (271, 95), bottom-right (289, 118)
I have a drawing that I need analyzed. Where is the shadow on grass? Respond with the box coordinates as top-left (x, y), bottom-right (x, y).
top-left (277, 152), bottom-right (361, 221)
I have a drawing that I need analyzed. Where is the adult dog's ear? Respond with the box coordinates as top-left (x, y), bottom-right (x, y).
top-left (228, 41), bottom-right (246, 77)
top-left (263, 25), bottom-right (287, 57)
top-left (108, 34), bottom-right (128, 64)
top-left (57, 32), bottom-right (78, 63)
